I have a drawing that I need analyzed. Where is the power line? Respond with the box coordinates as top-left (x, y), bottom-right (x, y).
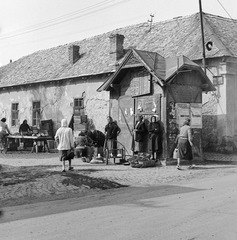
top-left (0, 0), bottom-right (131, 40)
top-left (216, 0), bottom-right (233, 19)
top-left (215, 0), bottom-right (237, 37)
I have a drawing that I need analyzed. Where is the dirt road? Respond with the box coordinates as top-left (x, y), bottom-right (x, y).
top-left (0, 163), bottom-right (237, 240)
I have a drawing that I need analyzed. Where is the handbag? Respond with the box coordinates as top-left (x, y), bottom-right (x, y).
top-left (65, 149), bottom-right (75, 160)
top-left (173, 148), bottom-right (178, 159)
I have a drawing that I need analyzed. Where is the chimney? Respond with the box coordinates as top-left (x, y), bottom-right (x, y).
top-left (68, 45), bottom-right (80, 64)
top-left (109, 34), bottom-right (125, 63)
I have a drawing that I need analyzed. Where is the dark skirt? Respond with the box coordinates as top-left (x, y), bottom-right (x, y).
top-left (105, 139), bottom-right (117, 151)
top-left (178, 139), bottom-right (193, 160)
top-left (149, 133), bottom-right (162, 154)
top-left (60, 149), bottom-right (74, 161)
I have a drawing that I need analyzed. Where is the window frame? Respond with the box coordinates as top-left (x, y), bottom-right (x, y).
top-left (32, 101), bottom-right (41, 126)
top-left (11, 102), bottom-right (19, 126)
top-left (74, 97), bottom-right (84, 110)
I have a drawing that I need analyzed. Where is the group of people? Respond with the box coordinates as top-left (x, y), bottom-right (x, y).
top-left (55, 115), bottom-right (194, 172)
top-left (74, 129), bottom-right (106, 162)
top-left (55, 116), bottom-right (121, 172)
top-left (0, 118), bottom-right (34, 151)
top-left (133, 114), bottom-right (163, 161)
top-left (133, 114), bottom-right (194, 169)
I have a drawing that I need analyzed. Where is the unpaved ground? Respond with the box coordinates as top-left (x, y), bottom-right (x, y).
top-left (0, 151), bottom-right (237, 208)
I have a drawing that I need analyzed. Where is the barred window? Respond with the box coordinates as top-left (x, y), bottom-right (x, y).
top-left (32, 101), bottom-right (41, 126)
top-left (11, 103), bottom-right (19, 126)
top-left (74, 98), bottom-right (84, 109)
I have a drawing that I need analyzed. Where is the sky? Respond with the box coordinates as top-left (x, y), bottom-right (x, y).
top-left (0, 0), bottom-right (237, 66)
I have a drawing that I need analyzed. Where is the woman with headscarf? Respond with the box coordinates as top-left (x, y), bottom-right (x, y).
top-left (176, 118), bottom-right (194, 170)
top-left (133, 114), bottom-right (146, 153)
top-left (148, 115), bottom-right (163, 160)
top-left (55, 119), bottom-right (74, 172)
top-left (19, 119), bottom-right (31, 135)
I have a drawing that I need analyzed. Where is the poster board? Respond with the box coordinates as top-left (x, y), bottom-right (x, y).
top-left (130, 71), bottom-right (151, 97)
top-left (176, 103), bottom-right (190, 127)
top-left (190, 103), bottom-right (202, 128)
top-left (176, 103), bottom-right (202, 128)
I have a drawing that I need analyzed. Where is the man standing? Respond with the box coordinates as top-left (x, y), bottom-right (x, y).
top-left (104, 116), bottom-right (121, 156)
top-left (55, 119), bottom-right (74, 172)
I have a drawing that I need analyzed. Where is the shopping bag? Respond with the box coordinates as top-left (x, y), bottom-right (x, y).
top-left (173, 148), bottom-right (178, 159)
top-left (65, 149), bottom-right (75, 160)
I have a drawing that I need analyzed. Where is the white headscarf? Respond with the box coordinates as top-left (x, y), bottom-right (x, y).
top-left (61, 119), bottom-right (68, 127)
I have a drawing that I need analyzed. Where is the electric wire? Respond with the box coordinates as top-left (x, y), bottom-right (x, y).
top-left (216, 0), bottom-right (234, 20)
top-left (0, 0), bottom-right (131, 40)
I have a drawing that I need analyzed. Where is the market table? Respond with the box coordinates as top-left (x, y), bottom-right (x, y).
top-left (6, 135), bottom-right (52, 153)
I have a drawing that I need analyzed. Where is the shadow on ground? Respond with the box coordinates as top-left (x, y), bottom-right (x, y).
top-left (0, 184), bottom-right (204, 224)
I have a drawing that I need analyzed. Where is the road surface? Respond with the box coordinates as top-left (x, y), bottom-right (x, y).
top-left (0, 166), bottom-right (237, 240)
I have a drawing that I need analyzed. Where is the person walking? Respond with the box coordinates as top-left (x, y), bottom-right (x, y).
top-left (148, 115), bottom-right (163, 161)
top-left (0, 118), bottom-right (11, 152)
top-left (133, 114), bottom-right (146, 153)
top-left (176, 118), bottom-right (194, 170)
top-left (55, 119), bottom-right (74, 172)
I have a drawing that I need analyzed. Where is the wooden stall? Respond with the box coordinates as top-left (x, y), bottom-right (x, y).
top-left (98, 49), bottom-right (215, 159)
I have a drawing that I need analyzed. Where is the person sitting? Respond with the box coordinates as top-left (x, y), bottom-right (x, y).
top-left (19, 120), bottom-right (31, 135)
top-left (19, 119), bottom-right (32, 149)
top-left (87, 129), bottom-right (105, 156)
top-left (74, 131), bottom-right (93, 162)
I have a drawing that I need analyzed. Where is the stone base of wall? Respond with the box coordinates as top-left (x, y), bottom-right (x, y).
top-left (202, 115), bottom-right (218, 151)
top-left (203, 115), bottom-right (237, 153)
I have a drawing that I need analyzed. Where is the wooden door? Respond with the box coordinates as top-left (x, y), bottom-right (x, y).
top-left (117, 95), bottom-right (135, 156)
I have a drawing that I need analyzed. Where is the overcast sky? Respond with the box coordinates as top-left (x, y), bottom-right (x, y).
top-left (0, 0), bottom-right (236, 66)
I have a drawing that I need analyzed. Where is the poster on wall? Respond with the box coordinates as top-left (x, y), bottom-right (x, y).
top-left (176, 103), bottom-right (202, 128)
top-left (176, 103), bottom-right (190, 127)
top-left (190, 103), bottom-right (202, 128)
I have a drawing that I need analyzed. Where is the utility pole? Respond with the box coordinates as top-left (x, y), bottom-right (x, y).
top-left (199, 0), bottom-right (206, 74)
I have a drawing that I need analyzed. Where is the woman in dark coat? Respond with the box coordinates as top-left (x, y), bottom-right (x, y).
top-left (133, 115), bottom-right (146, 153)
top-left (104, 116), bottom-right (121, 156)
top-left (148, 115), bottom-right (163, 160)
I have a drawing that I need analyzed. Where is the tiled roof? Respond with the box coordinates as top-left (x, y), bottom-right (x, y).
top-left (0, 12), bottom-right (236, 88)
top-left (98, 49), bottom-right (215, 92)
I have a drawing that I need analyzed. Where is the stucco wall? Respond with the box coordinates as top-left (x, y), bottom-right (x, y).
top-left (0, 76), bottom-right (110, 135)
top-left (201, 57), bottom-right (237, 152)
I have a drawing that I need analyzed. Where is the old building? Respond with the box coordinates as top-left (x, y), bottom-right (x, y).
top-left (0, 12), bottom-right (236, 152)
top-left (98, 48), bottom-right (214, 157)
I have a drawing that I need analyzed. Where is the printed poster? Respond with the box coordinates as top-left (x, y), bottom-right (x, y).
top-left (190, 103), bottom-right (202, 128)
top-left (176, 103), bottom-right (190, 127)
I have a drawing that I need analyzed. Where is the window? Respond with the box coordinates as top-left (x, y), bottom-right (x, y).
top-left (74, 98), bottom-right (84, 109)
top-left (11, 103), bottom-right (19, 126)
top-left (130, 69), bottom-right (151, 97)
top-left (73, 98), bottom-right (84, 115)
top-left (32, 101), bottom-right (41, 126)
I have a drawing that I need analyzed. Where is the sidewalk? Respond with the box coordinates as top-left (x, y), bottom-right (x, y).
top-left (203, 152), bottom-right (237, 162)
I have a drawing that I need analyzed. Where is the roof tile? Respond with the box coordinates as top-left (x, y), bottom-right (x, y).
top-left (0, 12), bottom-right (236, 88)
